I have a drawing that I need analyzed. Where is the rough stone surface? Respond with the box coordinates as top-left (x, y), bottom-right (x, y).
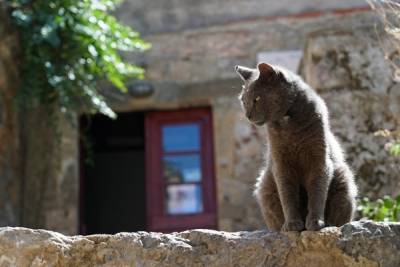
top-left (0, 4), bottom-right (79, 234)
top-left (0, 221), bottom-right (399, 266)
top-left (0, 4), bottom-right (20, 227)
top-left (1, 1), bottom-right (398, 236)
top-left (121, 12), bottom-right (379, 87)
top-left (116, 0), bottom-right (366, 34)
top-left (41, 116), bottom-right (79, 235)
top-left (213, 99), bottom-right (267, 231)
top-left (301, 29), bottom-right (400, 198)
top-left (91, 11), bottom-right (399, 232)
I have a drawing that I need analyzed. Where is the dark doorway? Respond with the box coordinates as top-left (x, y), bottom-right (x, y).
top-left (80, 112), bottom-right (146, 234)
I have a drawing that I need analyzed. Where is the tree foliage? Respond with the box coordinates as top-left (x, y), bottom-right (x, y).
top-left (7, 0), bottom-right (150, 118)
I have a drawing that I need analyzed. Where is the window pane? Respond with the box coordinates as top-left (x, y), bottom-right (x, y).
top-left (166, 184), bottom-right (203, 215)
top-left (163, 155), bottom-right (201, 183)
top-left (162, 123), bottom-right (200, 152)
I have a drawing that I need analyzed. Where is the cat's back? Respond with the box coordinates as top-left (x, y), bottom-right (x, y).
top-left (273, 66), bottom-right (330, 128)
top-left (266, 71), bottom-right (331, 168)
top-left (266, 77), bottom-right (328, 142)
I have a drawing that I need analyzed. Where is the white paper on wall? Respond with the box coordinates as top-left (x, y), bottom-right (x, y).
top-left (257, 50), bottom-right (303, 73)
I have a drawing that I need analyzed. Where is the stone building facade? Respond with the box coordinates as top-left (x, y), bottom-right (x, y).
top-left (0, 0), bottom-right (399, 235)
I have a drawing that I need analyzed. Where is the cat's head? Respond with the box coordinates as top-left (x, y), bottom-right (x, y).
top-left (235, 62), bottom-right (293, 126)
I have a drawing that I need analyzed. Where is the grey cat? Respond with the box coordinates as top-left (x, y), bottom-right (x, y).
top-left (235, 63), bottom-right (357, 231)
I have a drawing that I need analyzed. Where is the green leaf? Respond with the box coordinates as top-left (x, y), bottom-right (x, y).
top-left (88, 45), bottom-right (98, 57)
top-left (383, 195), bottom-right (394, 209)
top-left (40, 22), bottom-right (60, 47)
top-left (389, 142), bottom-right (400, 157)
top-left (11, 10), bottom-right (32, 26)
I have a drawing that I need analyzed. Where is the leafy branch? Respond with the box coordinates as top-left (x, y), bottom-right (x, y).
top-left (7, 0), bottom-right (150, 118)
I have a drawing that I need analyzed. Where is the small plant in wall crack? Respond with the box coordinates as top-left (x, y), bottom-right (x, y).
top-left (358, 195), bottom-right (400, 222)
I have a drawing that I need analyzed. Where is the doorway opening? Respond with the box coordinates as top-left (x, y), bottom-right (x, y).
top-left (80, 112), bottom-right (146, 234)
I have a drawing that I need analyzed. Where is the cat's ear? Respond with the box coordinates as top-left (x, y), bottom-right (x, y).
top-left (257, 62), bottom-right (275, 78)
top-left (235, 65), bottom-right (253, 81)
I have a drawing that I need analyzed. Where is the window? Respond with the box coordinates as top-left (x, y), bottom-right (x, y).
top-left (145, 108), bottom-right (217, 232)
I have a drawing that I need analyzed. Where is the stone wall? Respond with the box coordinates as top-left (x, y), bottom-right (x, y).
top-left (39, 116), bottom-right (79, 235)
top-left (301, 28), bottom-right (400, 198)
top-left (107, 10), bottom-right (400, 231)
top-left (116, 0), bottom-right (366, 34)
top-left (121, 12), bottom-right (378, 87)
top-left (0, 4), bottom-right (20, 228)
top-left (1, 1), bottom-right (398, 235)
top-left (0, 221), bottom-right (399, 266)
top-left (0, 4), bottom-right (79, 235)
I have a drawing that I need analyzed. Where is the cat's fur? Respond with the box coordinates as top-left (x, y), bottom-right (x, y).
top-left (235, 63), bottom-right (357, 231)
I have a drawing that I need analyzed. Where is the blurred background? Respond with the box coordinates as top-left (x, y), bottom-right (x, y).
top-left (0, 0), bottom-right (399, 235)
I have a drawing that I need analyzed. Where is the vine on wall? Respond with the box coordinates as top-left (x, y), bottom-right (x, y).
top-left (7, 0), bottom-right (150, 118)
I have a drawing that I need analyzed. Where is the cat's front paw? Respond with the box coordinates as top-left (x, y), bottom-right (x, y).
top-left (305, 216), bottom-right (325, 231)
top-left (281, 220), bottom-right (305, 232)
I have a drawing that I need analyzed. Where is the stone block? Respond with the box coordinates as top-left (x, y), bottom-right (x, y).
top-left (0, 221), bottom-right (398, 266)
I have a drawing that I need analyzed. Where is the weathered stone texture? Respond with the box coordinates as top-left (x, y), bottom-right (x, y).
top-left (212, 98), bottom-right (266, 231)
top-left (109, 11), bottom-right (399, 231)
top-left (0, 4), bottom-right (20, 227)
top-left (0, 4), bottom-right (79, 234)
top-left (123, 12), bottom-right (379, 85)
top-left (301, 29), bottom-right (400, 198)
top-left (1, 0), bottom-right (397, 236)
top-left (41, 116), bottom-right (79, 235)
top-left (16, 107), bottom-right (79, 236)
top-left (116, 0), bottom-right (366, 34)
top-left (0, 221), bottom-right (399, 266)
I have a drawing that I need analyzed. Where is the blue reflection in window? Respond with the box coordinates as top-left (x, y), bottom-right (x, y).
top-left (166, 184), bottom-right (203, 215)
top-left (163, 155), bottom-right (201, 183)
top-left (162, 123), bottom-right (200, 152)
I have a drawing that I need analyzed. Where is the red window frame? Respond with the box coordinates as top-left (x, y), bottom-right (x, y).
top-left (145, 107), bottom-right (217, 232)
